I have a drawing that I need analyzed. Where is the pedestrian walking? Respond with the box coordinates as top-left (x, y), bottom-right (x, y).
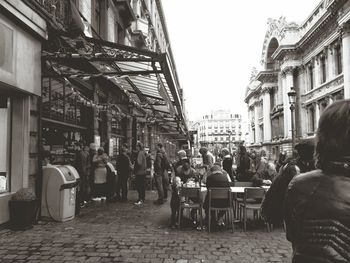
top-left (115, 143), bottom-right (132, 202)
top-left (153, 143), bottom-right (171, 205)
top-left (133, 142), bottom-right (147, 205)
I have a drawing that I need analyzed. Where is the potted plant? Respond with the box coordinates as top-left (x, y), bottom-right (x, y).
top-left (9, 188), bottom-right (38, 230)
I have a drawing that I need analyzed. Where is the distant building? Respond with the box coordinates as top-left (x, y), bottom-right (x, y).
top-left (245, 0), bottom-right (350, 161)
top-left (196, 110), bottom-right (242, 155)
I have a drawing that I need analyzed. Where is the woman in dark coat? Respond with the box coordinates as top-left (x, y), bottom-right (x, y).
top-left (284, 100), bottom-right (350, 262)
top-left (221, 148), bottom-right (234, 181)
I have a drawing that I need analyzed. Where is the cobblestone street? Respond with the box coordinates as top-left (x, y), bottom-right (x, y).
top-left (0, 190), bottom-right (292, 263)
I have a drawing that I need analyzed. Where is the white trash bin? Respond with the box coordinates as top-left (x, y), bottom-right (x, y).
top-left (41, 165), bottom-right (80, 222)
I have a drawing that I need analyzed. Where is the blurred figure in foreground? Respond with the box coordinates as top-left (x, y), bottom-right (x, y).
top-left (284, 100), bottom-right (350, 262)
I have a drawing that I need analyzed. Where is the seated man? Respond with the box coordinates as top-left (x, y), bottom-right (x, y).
top-left (204, 165), bottom-right (231, 226)
top-left (171, 159), bottom-right (200, 227)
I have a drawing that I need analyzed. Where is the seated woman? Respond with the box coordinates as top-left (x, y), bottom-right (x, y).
top-left (204, 165), bottom-right (231, 227)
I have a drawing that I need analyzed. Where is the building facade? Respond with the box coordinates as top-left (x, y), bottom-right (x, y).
top-left (245, 0), bottom-right (350, 161)
top-left (0, 0), bottom-right (186, 225)
top-left (197, 110), bottom-right (242, 155)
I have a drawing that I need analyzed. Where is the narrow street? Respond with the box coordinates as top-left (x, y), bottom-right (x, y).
top-left (0, 190), bottom-right (291, 263)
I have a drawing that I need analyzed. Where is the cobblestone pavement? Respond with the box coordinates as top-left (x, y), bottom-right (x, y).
top-left (0, 190), bottom-right (292, 263)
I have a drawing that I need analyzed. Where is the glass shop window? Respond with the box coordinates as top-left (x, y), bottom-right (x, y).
top-left (42, 77), bottom-right (90, 127)
top-left (0, 97), bottom-right (11, 193)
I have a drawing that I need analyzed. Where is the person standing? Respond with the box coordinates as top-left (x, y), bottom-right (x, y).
top-left (154, 143), bottom-right (170, 205)
top-left (221, 148), bottom-right (234, 181)
top-left (115, 143), bottom-right (132, 202)
top-left (236, 146), bottom-right (251, 181)
top-left (75, 144), bottom-right (91, 205)
top-left (92, 147), bottom-right (108, 198)
top-left (133, 142), bottom-right (147, 205)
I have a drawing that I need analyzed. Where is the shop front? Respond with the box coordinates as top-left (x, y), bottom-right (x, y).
top-left (0, 1), bottom-right (47, 224)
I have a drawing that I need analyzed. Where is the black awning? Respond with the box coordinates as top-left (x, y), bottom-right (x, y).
top-left (42, 36), bottom-right (187, 139)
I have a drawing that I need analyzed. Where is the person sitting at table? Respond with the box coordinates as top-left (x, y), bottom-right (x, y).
top-left (173, 150), bottom-right (188, 177)
top-left (174, 159), bottom-right (201, 226)
top-left (204, 165), bottom-right (231, 227)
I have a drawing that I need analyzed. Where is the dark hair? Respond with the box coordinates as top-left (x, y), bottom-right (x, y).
top-left (122, 143), bottom-right (128, 149)
top-left (157, 143), bottom-right (163, 148)
top-left (315, 100), bottom-right (350, 170)
top-left (294, 142), bottom-right (314, 161)
top-left (239, 146), bottom-right (246, 154)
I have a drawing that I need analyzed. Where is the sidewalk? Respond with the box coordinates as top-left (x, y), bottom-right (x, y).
top-left (0, 190), bottom-right (292, 263)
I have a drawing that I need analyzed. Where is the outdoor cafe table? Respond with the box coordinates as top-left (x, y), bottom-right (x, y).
top-left (200, 185), bottom-right (270, 194)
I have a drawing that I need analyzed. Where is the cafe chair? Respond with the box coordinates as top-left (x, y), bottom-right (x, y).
top-left (239, 188), bottom-right (266, 231)
top-left (208, 188), bottom-right (234, 233)
top-left (178, 187), bottom-right (203, 230)
top-left (233, 182), bottom-right (253, 218)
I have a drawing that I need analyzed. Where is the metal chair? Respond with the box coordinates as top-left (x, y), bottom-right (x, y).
top-left (233, 182), bottom-right (253, 218)
top-left (178, 187), bottom-right (203, 230)
top-left (208, 188), bottom-right (234, 233)
top-left (239, 187), bottom-right (266, 231)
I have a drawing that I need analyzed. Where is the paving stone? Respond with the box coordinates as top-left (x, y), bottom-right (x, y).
top-left (0, 190), bottom-right (292, 262)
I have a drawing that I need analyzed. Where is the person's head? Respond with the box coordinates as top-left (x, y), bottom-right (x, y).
top-left (156, 143), bottom-right (163, 151)
top-left (90, 143), bottom-right (96, 151)
top-left (221, 148), bottom-right (230, 156)
top-left (83, 145), bottom-right (89, 152)
top-left (250, 150), bottom-right (257, 159)
top-left (177, 150), bottom-right (187, 160)
top-left (315, 100), bottom-right (350, 169)
top-left (210, 165), bottom-right (222, 175)
top-left (182, 158), bottom-right (191, 171)
top-left (294, 142), bottom-right (314, 161)
top-left (121, 143), bottom-right (128, 153)
top-left (260, 149), bottom-right (266, 157)
top-left (199, 147), bottom-right (208, 156)
top-left (97, 147), bottom-right (104, 155)
top-left (137, 141), bottom-right (144, 151)
top-left (239, 145), bottom-right (247, 154)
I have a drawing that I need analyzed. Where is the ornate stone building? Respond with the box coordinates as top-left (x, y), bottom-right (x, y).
top-left (245, 0), bottom-right (350, 160)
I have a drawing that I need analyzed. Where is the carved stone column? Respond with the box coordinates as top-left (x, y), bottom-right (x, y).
top-left (314, 102), bottom-right (320, 130)
top-left (341, 23), bottom-right (350, 98)
top-left (254, 102), bottom-right (260, 144)
top-left (262, 87), bottom-right (272, 142)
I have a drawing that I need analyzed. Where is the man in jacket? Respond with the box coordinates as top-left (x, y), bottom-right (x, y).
top-left (153, 143), bottom-right (170, 205)
top-left (115, 143), bottom-right (132, 202)
top-left (261, 142), bottom-right (314, 226)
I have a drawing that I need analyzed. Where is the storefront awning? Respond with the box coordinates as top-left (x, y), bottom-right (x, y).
top-left (42, 36), bottom-right (187, 138)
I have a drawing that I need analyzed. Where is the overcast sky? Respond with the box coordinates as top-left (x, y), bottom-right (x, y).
top-left (162, 0), bottom-right (321, 122)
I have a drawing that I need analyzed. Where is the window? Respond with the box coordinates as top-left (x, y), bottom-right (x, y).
top-left (309, 65), bottom-right (314, 90)
top-left (308, 107), bottom-right (315, 133)
top-left (320, 56), bottom-right (326, 84)
top-left (0, 97), bottom-right (10, 193)
top-left (214, 137), bottom-right (218, 141)
top-left (336, 45), bottom-right (342, 75)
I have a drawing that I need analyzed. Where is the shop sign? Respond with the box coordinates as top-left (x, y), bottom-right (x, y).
top-left (0, 22), bottom-right (13, 73)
